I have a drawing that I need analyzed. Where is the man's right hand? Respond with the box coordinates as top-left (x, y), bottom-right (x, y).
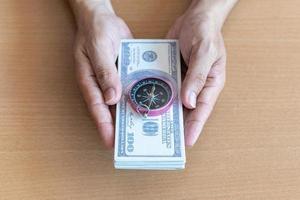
top-left (69, 0), bottom-right (133, 148)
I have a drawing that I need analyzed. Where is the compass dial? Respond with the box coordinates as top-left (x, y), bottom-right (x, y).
top-left (129, 77), bottom-right (173, 111)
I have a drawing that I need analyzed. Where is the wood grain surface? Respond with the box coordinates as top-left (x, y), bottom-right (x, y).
top-left (0, 0), bottom-right (300, 199)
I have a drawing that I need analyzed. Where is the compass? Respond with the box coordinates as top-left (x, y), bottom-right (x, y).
top-left (128, 77), bottom-right (175, 117)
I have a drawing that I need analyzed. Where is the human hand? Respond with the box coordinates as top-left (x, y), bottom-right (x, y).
top-left (167, 0), bottom-right (237, 146)
top-left (70, 0), bottom-right (132, 148)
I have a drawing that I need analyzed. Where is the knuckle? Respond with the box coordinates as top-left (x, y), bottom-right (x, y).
top-left (198, 21), bottom-right (217, 35)
top-left (95, 68), bottom-right (114, 86)
top-left (214, 76), bottom-right (226, 91)
top-left (219, 77), bottom-right (226, 90)
top-left (93, 37), bottom-right (107, 48)
top-left (200, 39), bottom-right (218, 56)
top-left (85, 31), bottom-right (106, 47)
top-left (89, 101), bottom-right (107, 111)
top-left (88, 102), bottom-right (111, 119)
top-left (191, 39), bottom-right (218, 62)
top-left (213, 67), bottom-right (226, 85)
top-left (190, 73), bottom-right (207, 87)
top-left (77, 77), bottom-right (92, 92)
top-left (87, 39), bottom-right (105, 55)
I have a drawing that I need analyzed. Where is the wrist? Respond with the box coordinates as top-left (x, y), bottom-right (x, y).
top-left (69, 0), bottom-right (116, 30)
top-left (70, 0), bottom-right (115, 18)
top-left (187, 0), bottom-right (238, 29)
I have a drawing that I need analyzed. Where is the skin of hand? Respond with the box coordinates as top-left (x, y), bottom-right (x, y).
top-left (69, 0), bottom-right (132, 148)
top-left (166, 0), bottom-right (238, 146)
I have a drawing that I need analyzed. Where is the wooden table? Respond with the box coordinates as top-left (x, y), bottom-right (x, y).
top-left (1, 0), bottom-right (300, 199)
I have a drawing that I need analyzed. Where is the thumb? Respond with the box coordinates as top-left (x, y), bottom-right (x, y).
top-left (88, 43), bottom-right (122, 105)
top-left (181, 42), bottom-right (217, 109)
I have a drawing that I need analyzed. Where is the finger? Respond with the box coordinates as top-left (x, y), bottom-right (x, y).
top-left (75, 47), bottom-right (114, 148)
top-left (88, 41), bottom-right (122, 105)
top-left (184, 62), bottom-right (225, 147)
top-left (181, 40), bottom-right (218, 109)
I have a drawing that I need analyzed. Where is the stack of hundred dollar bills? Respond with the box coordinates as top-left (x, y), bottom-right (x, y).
top-left (114, 39), bottom-right (186, 170)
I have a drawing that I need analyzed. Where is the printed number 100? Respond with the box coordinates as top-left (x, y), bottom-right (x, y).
top-left (127, 132), bottom-right (134, 152)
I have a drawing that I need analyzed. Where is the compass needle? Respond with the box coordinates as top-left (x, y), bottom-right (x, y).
top-left (141, 98), bottom-right (149, 103)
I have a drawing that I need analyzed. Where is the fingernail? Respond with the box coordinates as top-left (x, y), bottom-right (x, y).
top-left (104, 88), bottom-right (116, 104)
top-left (189, 91), bottom-right (197, 108)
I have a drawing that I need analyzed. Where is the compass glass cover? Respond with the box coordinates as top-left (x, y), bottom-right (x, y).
top-left (130, 77), bottom-right (172, 110)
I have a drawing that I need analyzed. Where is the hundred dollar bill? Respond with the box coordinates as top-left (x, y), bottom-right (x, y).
top-left (114, 39), bottom-right (185, 170)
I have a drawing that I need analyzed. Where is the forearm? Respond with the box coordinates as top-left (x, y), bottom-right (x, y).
top-left (187, 0), bottom-right (239, 29)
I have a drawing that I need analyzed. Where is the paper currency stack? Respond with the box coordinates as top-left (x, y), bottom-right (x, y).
top-left (114, 39), bottom-right (186, 170)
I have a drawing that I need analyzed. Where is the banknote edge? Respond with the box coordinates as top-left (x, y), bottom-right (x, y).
top-left (114, 39), bottom-right (186, 164)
